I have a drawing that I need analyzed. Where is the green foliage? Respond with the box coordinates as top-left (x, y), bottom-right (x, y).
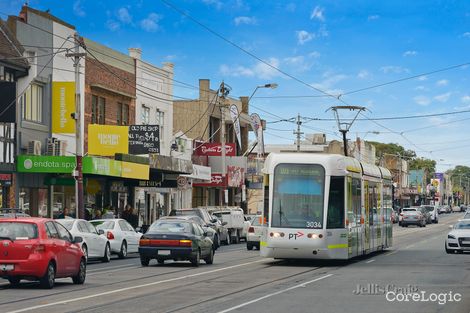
top-left (367, 141), bottom-right (416, 160)
top-left (409, 157), bottom-right (436, 175)
top-left (448, 166), bottom-right (470, 191)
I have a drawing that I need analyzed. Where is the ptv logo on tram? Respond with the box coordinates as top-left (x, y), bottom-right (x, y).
top-left (288, 231), bottom-right (304, 240)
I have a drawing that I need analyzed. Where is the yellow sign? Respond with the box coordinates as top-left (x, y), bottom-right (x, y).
top-left (52, 82), bottom-right (75, 133)
top-left (88, 124), bottom-right (129, 156)
top-left (121, 161), bottom-right (149, 180)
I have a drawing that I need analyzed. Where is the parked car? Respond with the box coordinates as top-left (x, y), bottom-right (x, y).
top-left (209, 207), bottom-right (246, 243)
top-left (400, 208), bottom-right (426, 227)
top-left (445, 220), bottom-right (470, 254)
top-left (158, 216), bottom-right (219, 250)
top-left (139, 219), bottom-right (214, 266)
top-left (56, 219), bottom-right (111, 262)
top-left (170, 208), bottom-right (229, 245)
top-left (418, 205), bottom-right (434, 224)
top-left (452, 206), bottom-right (462, 213)
top-left (91, 219), bottom-right (142, 259)
top-left (438, 205), bottom-right (448, 214)
top-left (0, 217), bottom-right (86, 288)
top-left (246, 215), bottom-right (264, 250)
top-left (463, 211), bottom-right (470, 219)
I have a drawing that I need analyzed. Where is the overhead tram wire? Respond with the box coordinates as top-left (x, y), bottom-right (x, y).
top-left (159, 0), bottom-right (348, 103)
top-left (0, 36), bottom-right (71, 119)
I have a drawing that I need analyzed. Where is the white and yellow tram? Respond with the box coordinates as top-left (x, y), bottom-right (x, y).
top-left (260, 153), bottom-right (393, 260)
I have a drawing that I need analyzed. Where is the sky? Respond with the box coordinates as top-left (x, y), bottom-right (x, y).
top-left (2, 0), bottom-right (470, 172)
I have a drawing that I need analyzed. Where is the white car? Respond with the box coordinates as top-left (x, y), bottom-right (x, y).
top-left (445, 219), bottom-right (470, 254)
top-left (91, 219), bottom-right (142, 258)
top-left (246, 215), bottom-right (264, 250)
top-left (56, 218), bottom-right (111, 262)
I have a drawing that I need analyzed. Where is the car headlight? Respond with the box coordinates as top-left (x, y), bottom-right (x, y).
top-left (448, 234), bottom-right (456, 239)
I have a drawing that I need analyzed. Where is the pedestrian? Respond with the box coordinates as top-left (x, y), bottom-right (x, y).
top-left (58, 207), bottom-right (71, 219)
top-left (94, 208), bottom-right (102, 219)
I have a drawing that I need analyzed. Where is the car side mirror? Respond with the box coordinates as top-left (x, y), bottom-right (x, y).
top-left (98, 229), bottom-right (105, 235)
top-left (73, 236), bottom-right (83, 244)
top-left (135, 227), bottom-right (142, 233)
top-left (210, 219), bottom-right (217, 223)
top-left (222, 222), bottom-right (228, 226)
top-left (203, 232), bottom-right (208, 237)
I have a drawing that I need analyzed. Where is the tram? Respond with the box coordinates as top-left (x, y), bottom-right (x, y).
top-left (260, 153), bottom-right (393, 260)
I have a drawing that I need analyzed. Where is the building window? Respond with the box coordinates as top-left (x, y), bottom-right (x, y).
top-left (117, 102), bottom-right (129, 125)
top-left (157, 109), bottom-right (164, 147)
top-left (141, 105), bottom-right (150, 125)
top-left (0, 69), bottom-right (14, 82)
top-left (91, 95), bottom-right (105, 124)
top-left (21, 84), bottom-right (43, 123)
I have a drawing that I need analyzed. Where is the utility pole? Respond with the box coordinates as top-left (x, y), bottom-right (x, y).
top-left (293, 113), bottom-right (303, 152)
top-left (219, 82), bottom-right (230, 204)
top-left (66, 33), bottom-right (86, 219)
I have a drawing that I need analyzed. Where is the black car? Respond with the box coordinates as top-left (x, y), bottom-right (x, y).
top-left (159, 215), bottom-right (219, 250)
top-left (139, 219), bottom-right (214, 267)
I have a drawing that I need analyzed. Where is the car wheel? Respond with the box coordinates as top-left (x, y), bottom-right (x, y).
top-left (39, 262), bottom-right (55, 289)
top-left (8, 277), bottom-right (20, 286)
top-left (191, 250), bottom-right (201, 267)
top-left (118, 241), bottom-right (127, 259)
top-left (213, 234), bottom-right (219, 249)
top-left (256, 243), bottom-right (261, 250)
top-left (82, 244), bottom-right (88, 262)
top-left (247, 243), bottom-right (253, 250)
top-left (141, 257), bottom-right (150, 266)
top-left (102, 243), bottom-right (111, 263)
top-left (72, 258), bottom-right (86, 285)
top-left (157, 258), bottom-right (165, 264)
top-left (204, 248), bottom-right (214, 265)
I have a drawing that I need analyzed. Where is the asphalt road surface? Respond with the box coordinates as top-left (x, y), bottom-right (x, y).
top-left (0, 213), bottom-right (468, 313)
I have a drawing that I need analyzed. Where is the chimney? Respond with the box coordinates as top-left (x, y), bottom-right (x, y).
top-left (199, 79), bottom-right (210, 102)
top-left (128, 48), bottom-right (142, 60)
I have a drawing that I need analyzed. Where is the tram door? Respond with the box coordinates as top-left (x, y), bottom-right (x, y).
top-left (363, 181), bottom-right (370, 253)
top-left (348, 177), bottom-right (362, 257)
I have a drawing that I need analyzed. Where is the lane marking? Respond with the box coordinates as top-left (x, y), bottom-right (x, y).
top-left (87, 263), bottom-right (137, 273)
top-left (384, 250), bottom-right (398, 256)
top-left (365, 259), bottom-right (375, 264)
top-left (217, 274), bottom-right (333, 313)
top-left (5, 259), bottom-right (266, 313)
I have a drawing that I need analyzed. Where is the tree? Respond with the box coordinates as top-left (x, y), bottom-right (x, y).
top-left (409, 157), bottom-right (436, 178)
top-left (367, 141), bottom-right (416, 161)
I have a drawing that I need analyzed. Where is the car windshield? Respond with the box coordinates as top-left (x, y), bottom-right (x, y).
top-left (0, 222), bottom-right (38, 240)
top-left (402, 208), bottom-right (416, 212)
top-left (251, 216), bottom-right (262, 226)
top-left (421, 206), bottom-right (434, 212)
top-left (454, 221), bottom-right (470, 229)
top-left (57, 219), bottom-right (74, 230)
top-left (91, 220), bottom-right (115, 230)
top-left (148, 221), bottom-right (192, 233)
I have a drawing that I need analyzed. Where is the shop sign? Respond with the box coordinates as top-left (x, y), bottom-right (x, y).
top-left (128, 125), bottom-right (160, 154)
top-left (121, 161), bottom-right (149, 180)
top-left (88, 124), bottom-right (129, 156)
top-left (193, 173), bottom-right (227, 187)
top-left (83, 157), bottom-right (121, 177)
top-left (0, 173), bottom-right (12, 186)
top-left (17, 155), bottom-right (76, 173)
top-left (111, 181), bottom-right (127, 193)
top-left (52, 82), bottom-right (75, 133)
top-left (149, 154), bottom-right (192, 173)
top-left (138, 180), bottom-right (163, 188)
top-left (227, 166), bottom-right (245, 187)
top-left (194, 143), bottom-right (236, 156)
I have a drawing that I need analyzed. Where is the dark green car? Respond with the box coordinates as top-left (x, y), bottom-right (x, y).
top-left (138, 219), bottom-right (214, 267)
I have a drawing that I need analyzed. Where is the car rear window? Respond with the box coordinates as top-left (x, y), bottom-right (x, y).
top-left (402, 208), bottom-right (416, 212)
top-left (149, 221), bottom-right (192, 233)
top-left (91, 221), bottom-right (115, 230)
top-left (57, 220), bottom-right (74, 230)
top-left (0, 222), bottom-right (38, 240)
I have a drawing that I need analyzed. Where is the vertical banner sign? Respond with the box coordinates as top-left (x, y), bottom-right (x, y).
top-left (52, 82), bottom-right (76, 133)
top-left (229, 104), bottom-right (242, 148)
top-left (88, 124), bottom-right (129, 156)
top-left (250, 113), bottom-right (264, 155)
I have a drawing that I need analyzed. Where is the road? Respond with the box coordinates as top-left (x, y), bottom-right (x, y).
top-left (0, 213), bottom-right (468, 313)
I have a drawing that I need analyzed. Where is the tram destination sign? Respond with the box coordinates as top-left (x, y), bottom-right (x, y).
top-left (128, 125), bottom-right (160, 155)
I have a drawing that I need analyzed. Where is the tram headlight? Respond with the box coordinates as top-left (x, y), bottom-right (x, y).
top-left (270, 232), bottom-right (283, 238)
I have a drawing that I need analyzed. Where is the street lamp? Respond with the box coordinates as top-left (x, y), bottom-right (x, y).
top-left (248, 83), bottom-right (278, 102)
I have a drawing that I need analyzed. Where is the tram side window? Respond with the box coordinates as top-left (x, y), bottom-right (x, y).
top-left (327, 176), bottom-right (345, 229)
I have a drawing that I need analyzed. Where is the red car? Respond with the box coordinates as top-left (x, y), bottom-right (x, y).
top-left (0, 218), bottom-right (86, 288)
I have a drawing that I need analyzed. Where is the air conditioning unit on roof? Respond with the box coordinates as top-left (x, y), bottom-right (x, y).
top-left (27, 140), bottom-right (41, 155)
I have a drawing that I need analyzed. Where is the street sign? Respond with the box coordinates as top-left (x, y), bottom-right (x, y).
top-left (177, 176), bottom-right (188, 189)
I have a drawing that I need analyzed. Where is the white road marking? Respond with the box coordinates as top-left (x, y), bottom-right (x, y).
top-left (5, 259), bottom-right (266, 313)
top-left (87, 263), bottom-right (137, 273)
top-left (365, 259), bottom-right (375, 264)
top-left (217, 274), bottom-right (333, 313)
top-left (384, 250), bottom-right (398, 256)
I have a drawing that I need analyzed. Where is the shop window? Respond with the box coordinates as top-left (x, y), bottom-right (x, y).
top-left (117, 102), bottom-right (129, 125)
top-left (92, 95), bottom-right (106, 124)
top-left (141, 105), bottom-right (150, 125)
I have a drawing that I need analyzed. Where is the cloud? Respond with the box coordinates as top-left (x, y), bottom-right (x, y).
top-left (403, 50), bottom-right (417, 57)
top-left (310, 6), bottom-right (325, 21)
top-left (234, 16), bottom-right (257, 26)
top-left (73, 0), bottom-right (86, 17)
top-left (413, 95), bottom-right (431, 106)
top-left (309, 51), bottom-right (321, 58)
top-left (106, 19), bottom-right (120, 31)
top-left (117, 7), bottom-right (132, 24)
top-left (434, 92), bottom-right (451, 103)
top-left (414, 86), bottom-right (429, 91)
top-left (296, 30), bottom-right (314, 45)
top-left (417, 75), bottom-right (428, 81)
top-left (462, 32), bottom-right (470, 38)
top-left (368, 15), bottom-right (379, 21)
top-left (140, 13), bottom-right (162, 32)
top-left (202, 0), bottom-right (222, 10)
top-left (436, 79), bottom-right (448, 86)
top-left (357, 70), bottom-right (370, 79)
top-left (311, 71), bottom-right (348, 94)
top-left (317, 24), bottom-right (329, 37)
top-left (380, 66), bottom-right (410, 74)
top-left (461, 95), bottom-right (470, 103)
top-left (219, 58), bottom-right (281, 79)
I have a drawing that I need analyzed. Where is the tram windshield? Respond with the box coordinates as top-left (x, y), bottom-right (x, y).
top-left (271, 164), bottom-right (325, 229)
